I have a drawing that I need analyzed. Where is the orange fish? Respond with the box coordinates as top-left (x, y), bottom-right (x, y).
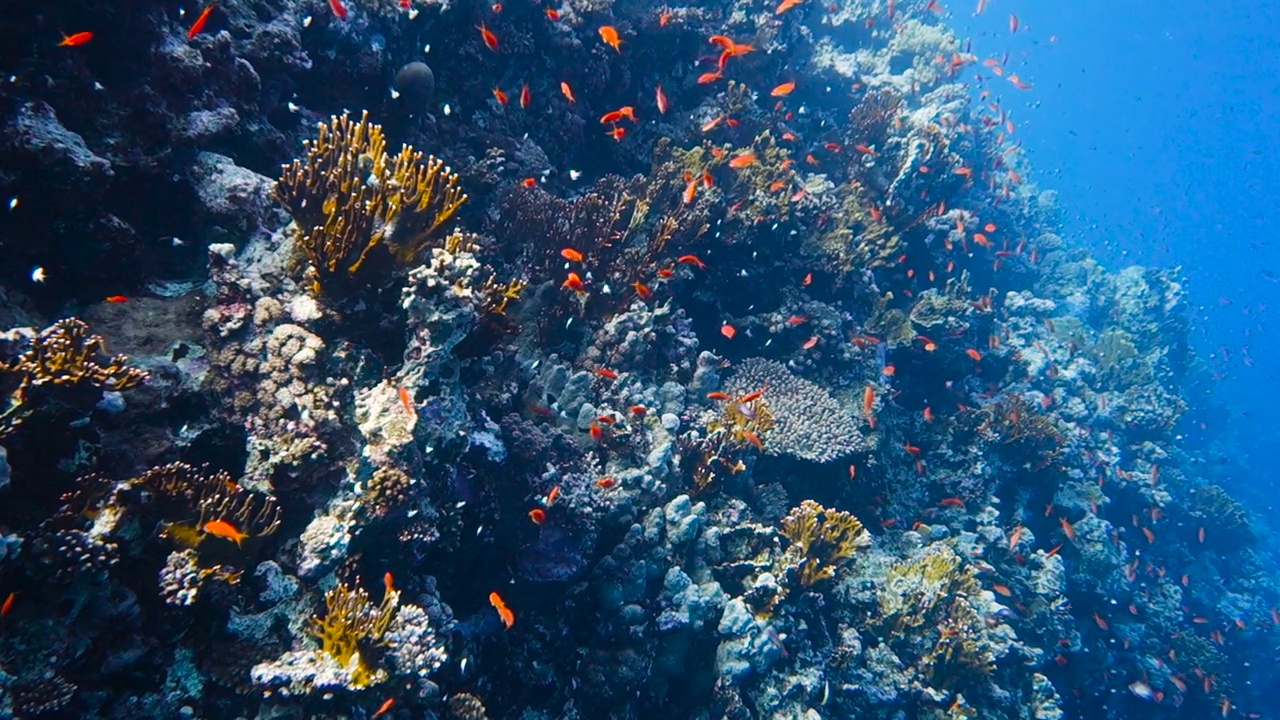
top-left (1009, 13), bottom-right (1019, 32)
top-left (1093, 612), bottom-right (1109, 630)
top-left (606, 126), bottom-right (626, 141)
top-left (562, 272), bottom-right (586, 293)
top-left (1, 592), bottom-right (14, 618)
top-left (560, 247), bottom-right (583, 262)
top-left (728, 151), bottom-right (757, 168)
top-left (59, 31), bottom-right (94, 46)
top-left (923, 406), bottom-right (934, 422)
top-left (802, 336), bottom-right (819, 350)
top-left (188, 4), bottom-right (218, 40)
top-left (595, 476), bottom-right (617, 489)
top-left (682, 178), bottom-right (698, 204)
top-left (1142, 527), bottom-right (1156, 543)
top-left (677, 254), bottom-right (707, 268)
top-left (632, 281), bottom-right (653, 299)
top-left (521, 177), bottom-right (537, 187)
top-left (595, 367), bottom-right (619, 380)
top-left (105, 295), bottom-right (129, 303)
top-left (939, 497), bottom-right (964, 508)
top-left (489, 591), bottom-right (515, 628)
top-left (478, 24), bottom-right (499, 51)
top-left (599, 25), bottom-right (623, 52)
top-left (546, 7), bottom-right (560, 20)
top-left (398, 386), bottom-right (416, 418)
top-left (492, 87), bottom-right (509, 105)
top-left (659, 10), bottom-right (672, 26)
top-left (742, 430), bottom-right (764, 451)
top-left (384, 571), bottom-right (395, 593)
top-left (589, 422), bottom-right (603, 441)
top-left (1045, 543), bottom-right (1063, 557)
top-left (697, 71), bottom-right (723, 84)
top-left (992, 583), bottom-right (1012, 597)
top-left (1059, 517), bottom-right (1076, 541)
top-left (372, 698), bottom-right (396, 718)
top-left (1008, 525), bottom-right (1023, 550)
top-left (706, 391), bottom-right (731, 401)
top-left (863, 385), bottom-right (875, 416)
top-left (655, 83), bottom-right (670, 114)
top-left (720, 323), bottom-right (737, 339)
top-left (775, 0), bottom-right (804, 13)
top-left (560, 81), bottom-right (576, 102)
top-left (802, 272), bottom-right (812, 286)
top-left (770, 81), bottom-right (796, 97)
top-left (965, 348), bottom-right (982, 362)
top-left (203, 518), bottom-right (249, 546)
top-left (529, 508), bottom-right (546, 525)
top-left (520, 83), bottom-right (531, 109)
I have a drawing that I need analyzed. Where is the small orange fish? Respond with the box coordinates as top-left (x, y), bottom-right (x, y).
top-left (939, 497), bottom-right (964, 508)
top-left (728, 151), bottom-right (757, 168)
top-left (706, 392), bottom-right (731, 400)
top-left (802, 336), bottom-right (819, 350)
top-left (203, 518), bottom-right (249, 546)
top-left (629, 405), bottom-right (647, 417)
top-left (560, 247), bottom-right (584, 262)
top-left (384, 571), bottom-right (395, 593)
top-left (682, 178), bottom-right (698, 204)
top-left (659, 10), bottom-right (672, 26)
top-left (770, 81), bottom-right (796, 97)
top-left (478, 24), bottom-right (499, 51)
top-left (521, 177), bottom-right (537, 187)
top-left (560, 81), bottom-right (576, 102)
top-left (1, 592), bottom-right (15, 618)
top-left (372, 698), bottom-right (395, 718)
top-left (59, 31), bottom-right (94, 47)
top-left (697, 71), bottom-right (723, 84)
top-left (965, 348), bottom-right (982, 362)
top-left (923, 406), bottom-right (934, 422)
top-left (398, 386), bottom-right (416, 418)
top-left (589, 422), bottom-right (603, 441)
top-left (742, 430), bottom-right (764, 451)
top-left (802, 272), bottom-right (812, 286)
top-left (633, 281), bottom-right (653, 299)
top-left (546, 485), bottom-right (562, 506)
top-left (1142, 527), bottom-right (1155, 544)
top-left (775, 0), bottom-right (804, 13)
top-left (862, 385), bottom-right (875, 416)
top-left (655, 83), bottom-right (670, 114)
top-left (606, 125), bottom-right (626, 141)
top-left (1009, 13), bottom-right (1019, 33)
top-left (1045, 543), bottom-right (1063, 557)
top-left (882, 365), bottom-right (895, 376)
top-left (595, 367), bottom-right (619, 380)
top-left (520, 82), bottom-right (531, 109)
top-left (599, 25), bottom-right (623, 52)
top-left (1059, 517), bottom-right (1076, 541)
top-left (1008, 525), bottom-right (1023, 550)
top-left (489, 591), bottom-right (515, 628)
top-left (492, 87), bottom-right (509, 105)
top-left (188, 4), bottom-right (218, 40)
top-left (529, 508), bottom-right (546, 525)
top-left (545, 7), bottom-right (560, 20)
top-left (992, 583), bottom-right (1012, 597)
top-left (105, 295), bottom-right (129, 303)
top-left (676, 254), bottom-right (707, 268)
top-left (596, 476), bottom-right (617, 489)
top-left (720, 323), bottom-right (737, 339)
top-left (562, 272), bottom-right (586, 293)
top-left (1093, 612), bottom-right (1109, 630)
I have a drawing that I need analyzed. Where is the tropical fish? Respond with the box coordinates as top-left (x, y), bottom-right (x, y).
top-left (599, 25), bottom-right (623, 52)
top-left (520, 82), bottom-right (531, 109)
top-left (655, 83), bottom-right (669, 114)
top-left (58, 31), bottom-right (94, 46)
top-left (188, 4), bottom-right (218, 39)
top-left (560, 247), bottom-right (583, 262)
top-left (728, 151), bottom-right (757, 168)
top-left (203, 518), bottom-right (249, 546)
top-left (373, 698), bottom-right (396, 718)
top-left (720, 323), bottom-right (736, 339)
top-left (478, 24), bottom-right (499, 51)
top-left (770, 81), bottom-right (796, 96)
top-left (560, 81), bottom-right (575, 102)
top-left (489, 591), bottom-right (515, 628)
top-left (528, 508), bottom-right (546, 525)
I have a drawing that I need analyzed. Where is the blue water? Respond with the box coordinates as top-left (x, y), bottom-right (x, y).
top-left (952, 0), bottom-right (1280, 513)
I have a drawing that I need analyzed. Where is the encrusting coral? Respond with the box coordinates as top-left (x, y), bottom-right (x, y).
top-left (274, 110), bottom-right (468, 295)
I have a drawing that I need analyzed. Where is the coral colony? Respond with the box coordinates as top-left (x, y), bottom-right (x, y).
top-left (0, 0), bottom-right (1273, 718)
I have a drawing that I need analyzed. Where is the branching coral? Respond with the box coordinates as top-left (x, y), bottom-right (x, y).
top-left (309, 580), bottom-right (401, 688)
top-left (275, 110), bottom-right (467, 295)
top-left (137, 462), bottom-right (282, 545)
top-left (723, 358), bottom-right (866, 462)
top-left (778, 500), bottom-right (871, 587)
top-left (980, 394), bottom-right (1065, 473)
top-left (688, 391), bottom-right (776, 493)
top-left (0, 318), bottom-right (148, 435)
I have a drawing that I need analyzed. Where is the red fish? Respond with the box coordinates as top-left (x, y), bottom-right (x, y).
top-left (58, 31), bottom-right (94, 47)
top-left (560, 81), bottom-right (575, 102)
top-left (1, 592), bottom-right (14, 618)
top-left (1009, 14), bottom-right (1019, 33)
top-left (489, 591), bottom-right (515, 628)
top-left (528, 508), bottom-right (546, 525)
top-left (188, 4), bottom-right (218, 39)
top-left (105, 295), bottom-right (129, 303)
top-left (329, 0), bottom-right (349, 19)
top-left (655, 83), bottom-right (670, 114)
top-left (676, 254), bottom-right (707, 268)
top-left (373, 699), bottom-right (395, 718)
top-left (478, 24), bottom-right (499, 51)
top-left (520, 82), bottom-right (531, 109)
top-left (720, 323), bottom-right (736, 339)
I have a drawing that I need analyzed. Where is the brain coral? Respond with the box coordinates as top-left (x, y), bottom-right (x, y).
top-left (723, 358), bottom-right (866, 463)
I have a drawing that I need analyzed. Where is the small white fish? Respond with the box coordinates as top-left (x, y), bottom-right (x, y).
top-left (569, 169), bottom-right (582, 180)
top-left (93, 82), bottom-right (104, 91)
top-left (30, 266), bottom-right (46, 283)
top-left (409, 8), bottom-right (420, 19)
top-left (390, 88), bottom-right (401, 99)
top-left (287, 101), bottom-right (300, 113)
top-left (1128, 680), bottom-right (1156, 701)
top-left (443, 103), bottom-right (451, 116)
top-left (7, 197), bottom-right (17, 210)
top-left (302, 15), bottom-right (313, 27)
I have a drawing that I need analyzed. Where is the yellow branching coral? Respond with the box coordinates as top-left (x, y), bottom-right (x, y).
top-left (275, 110), bottom-right (468, 294)
top-left (309, 580), bottom-right (400, 688)
top-left (136, 462), bottom-right (282, 545)
top-left (0, 318), bottom-right (148, 436)
top-left (778, 500), bottom-right (871, 587)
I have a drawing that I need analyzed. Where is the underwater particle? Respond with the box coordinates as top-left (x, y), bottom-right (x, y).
top-left (394, 61), bottom-right (435, 106)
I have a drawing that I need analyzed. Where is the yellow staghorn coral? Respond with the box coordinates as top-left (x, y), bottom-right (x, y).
top-left (0, 318), bottom-right (148, 436)
top-left (778, 500), bottom-right (871, 587)
top-left (309, 580), bottom-right (401, 688)
top-left (275, 111), bottom-right (468, 295)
